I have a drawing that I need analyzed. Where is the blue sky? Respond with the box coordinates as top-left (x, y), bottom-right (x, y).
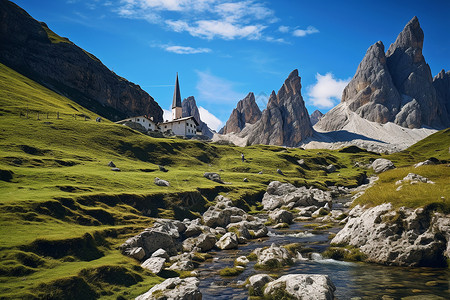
top-left (12, 0), bottom-right (450, 130)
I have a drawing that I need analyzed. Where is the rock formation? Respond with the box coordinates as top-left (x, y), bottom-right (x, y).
top-left (182, 96), bottom-right (214, 138)
top-left (219, 92), bottom-right (262, 134)
top-left (331, 204), bottom-right (449, 267)
top-left (310, 110), bottom-right (324, 125)
top-left (433, 70), bottom-right (450, 126)
top-left (316, 17), bottom-right (449, 132)
top-left (241, 70), bottom-right (313, 146)
top-left (0, 0), bottom-right (163, 122)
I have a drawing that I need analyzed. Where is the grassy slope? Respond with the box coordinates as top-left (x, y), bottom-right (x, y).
top-left (353, 129), bottom-right (450, 212)
top-left (0, 63), bottom-right (375, 299)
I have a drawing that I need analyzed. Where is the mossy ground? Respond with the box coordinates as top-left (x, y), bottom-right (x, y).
top-left (1, 62), bottom-right (449, 298)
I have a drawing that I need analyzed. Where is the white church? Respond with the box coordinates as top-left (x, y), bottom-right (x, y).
top-left (116, 73), bottom-right (200, 137)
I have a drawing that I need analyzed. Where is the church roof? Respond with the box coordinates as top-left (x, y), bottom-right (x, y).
top-left (160, 116), bottom-right (199, 126)
top-left (172, 73), bottom-right (181, 109)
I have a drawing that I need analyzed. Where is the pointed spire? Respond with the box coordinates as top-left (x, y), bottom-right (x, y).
top-left (172, 73), bottom-right (181, 109)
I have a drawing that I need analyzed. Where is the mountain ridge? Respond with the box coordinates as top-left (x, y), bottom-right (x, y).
top-left (0, 0), bottom-right (163, 122)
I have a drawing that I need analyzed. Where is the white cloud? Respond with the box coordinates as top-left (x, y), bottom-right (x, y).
top-left (195, 70), bottom-right (245, 103)
top-left (307, 73), bottom-right (350, 108)
top-left (163, 109), bottom-right (173, 122)
top-left (278, 25), bottom-right (289, 33)
top-left (164, 45), bottom-right (211, 54)
top-left (115, 0), bottom-right (277, 41)
top-left (198, 106), bottom-right (223, 131)
top-left (293, 25), bottom-right (319, 37)
top-left (166, 19), bottom-right (266, 40)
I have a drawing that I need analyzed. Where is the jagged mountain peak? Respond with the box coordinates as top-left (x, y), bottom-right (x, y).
top-left (219, 92), bottom-right (261, 135)
top-left (387, 16), bottom-right (424, 55)
top-left (181, 96), bottom-right (214, 138)
top-left (240, 69), bottom-right (313, 147)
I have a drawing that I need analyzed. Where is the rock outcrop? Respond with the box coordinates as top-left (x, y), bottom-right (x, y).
top-left (219, 92), bottom-right (261, 134)
top-left (263, 274), bottom-right (335, 300)
top-left (182, 96), bottom-right (214, 138)
top-left (331, 204), bottom-right (450, 267)
top-left (316, 17), bottom-right (449, 132)
top-left (310, 110), bottom-right (324, 125)
top-left (262, 181), bottom-right (332, 211)
top-left (240, 70), bottom-right (313, 146)
top-left (0, 0), bottom-right (163, 122)
top-left (136, 277), bottom-right (202, 300)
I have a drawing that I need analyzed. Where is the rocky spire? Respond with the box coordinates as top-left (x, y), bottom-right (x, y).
top-left (386, 16), bottom-right (438, 128)
top-left (219, 92), bottom-right (261, 134)
top-left (241, 69), bottom-right (313, 146)
top-left (433, 69), bottom-right (450, 127)
top-left (310, 110), bottom-right (324, 126)
top-left (182, 96), bottom-right (214, 138)
top-left (317, 16), bottom-right (448, 131)
top-left (341, 41), bottom-right (401, 125)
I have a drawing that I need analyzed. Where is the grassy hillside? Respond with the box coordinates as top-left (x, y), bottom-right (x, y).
top-left (353, 129), bottom-right (450, 212)
top-left (0, 63), bottom-right (377, 299)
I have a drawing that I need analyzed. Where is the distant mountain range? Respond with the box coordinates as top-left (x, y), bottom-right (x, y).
top-left (1, 0), bottom-right (448, 151)
top-left (217, 16), bottom-right (449, 152)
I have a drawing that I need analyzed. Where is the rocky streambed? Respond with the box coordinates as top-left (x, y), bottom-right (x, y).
top-left (122, 180), bottom-right (449, 299)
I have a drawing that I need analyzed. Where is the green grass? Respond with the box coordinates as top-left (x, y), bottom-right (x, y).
top-left (353, 165), bottom-right (450, 212)
top-left (219, 266), bottom-right (244, 277)
top-left (0, 63), bottom-right (377, 298)
top-left (1, 61), bottom-right (448, 298)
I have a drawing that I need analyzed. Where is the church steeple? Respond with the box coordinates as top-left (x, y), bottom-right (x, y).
top-left (172, 73), bottom-right (182, 120)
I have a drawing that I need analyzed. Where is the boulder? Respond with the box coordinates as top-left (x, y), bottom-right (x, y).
top-left (203, 172), bottom-right (223, 183)
top-left (215, 232), bottom-right (238, 250)
top-left (277, 169), bottom-right (284, 175)
top-left (253, 243), bottom-right (293, 268)
top-left (326, 164), bottom-right (336, 173)
top-left (111, 167), bottom-right (120, 172)
top-left (154, 177), bottom-right (170, 186)
top-left (269, 209), bottom-right (293, 224)
top-left (414, 159), bottom-right (437, 168)
top-left (141, 257), bottom-right (166, 274)
top-left (262, 181), bottom-right (332, 211)
top-left (107, 161), bottom-right (116, 167)
top-left (120, 229), bottom-right (178, 259)
top-left (136, 277), bottom-right (202, 300)
top-left (371, 158), bottom-right (395, 173)
top-left (169, 253), bottom-right (195, 271)
top-left (264, 274), bottom-right (335, 300)
top-left (331, 204), bottom-right (449, 267)
top-left (195, 233), bottom-right (217, 252)
top-left (243, 178), bottom-right (249, 182)
top-left (184, 223), bottom-right (203, 238)
top-left (235, 256), bottom-right (249, 266)
top-left (248, 274), bottom-right (273, 296)
top-left (127, 247), bottom-right (145, 261)
top-left (151, 248), bottom-right (170, 261)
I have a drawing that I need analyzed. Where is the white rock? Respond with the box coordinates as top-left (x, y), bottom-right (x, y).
top-left (141, 257), bottom-right (165, 274)
top-left (215, 232), bottom-right (238, 250)
top-left (136, 277), bottom-right (201, 300)
top-left (264, 274), bottom-right (335, 300)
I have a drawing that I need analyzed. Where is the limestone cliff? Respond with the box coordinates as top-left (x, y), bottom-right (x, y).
top-left (219, 92), bottom-right (261, 134)
top-left (241, 70), bottom-right (313, 146)
top-left (182, 96), bottom-right (213, 138)
top-left (317, 17), bottom-right (449, 131)
top-left (0, 0), bottom-right (163, 122)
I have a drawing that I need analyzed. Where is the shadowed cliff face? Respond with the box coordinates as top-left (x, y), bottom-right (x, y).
top-left (220, 92), bottom-right (262, 135)
top-left (317, 16), bottom-right (450, 131)
top-left (0, 0), bottom-right (163, 122)
top-left (241, 69), bottom-right (313, 147)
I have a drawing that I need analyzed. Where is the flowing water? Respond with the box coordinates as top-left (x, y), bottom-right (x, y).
top-left (195, 198), bottom-right (450, 299)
